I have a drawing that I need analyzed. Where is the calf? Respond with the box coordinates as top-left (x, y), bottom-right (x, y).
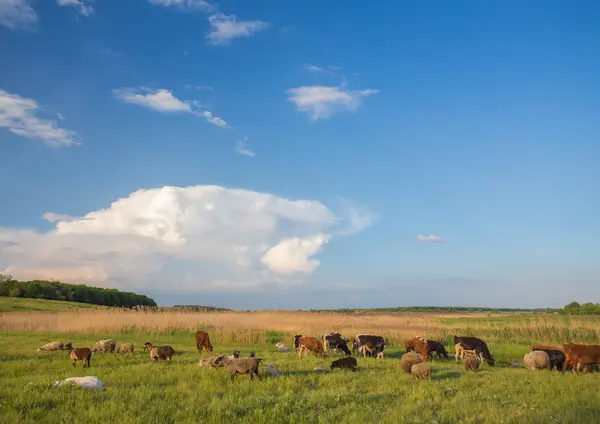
top-left (330, 356), bottom-right (357, 372)
top-left (427, 340), bottom-right (449, 359)
top-left (64, 342), bottom-right (92, 368)
top-left (453, 336), bottom-right (495, 366)
top-left (195, 331), bottom-right (214, 353)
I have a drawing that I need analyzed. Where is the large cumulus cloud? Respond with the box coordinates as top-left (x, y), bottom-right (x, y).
top-left (0, 185), bottom-right (375, 293)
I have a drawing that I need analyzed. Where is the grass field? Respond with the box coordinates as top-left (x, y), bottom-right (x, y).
top-left (0, 297), bottom-right (100, 312)
top-left (1, 303), bottom-right (600, 423)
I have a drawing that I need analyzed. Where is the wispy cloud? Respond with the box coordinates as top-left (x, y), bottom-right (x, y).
top-left (0, 89), bottom-right (80, 147)
top-left (302, 63), bottom-right (341, 76)
top-left (56, 0), bottom-right (93, 17)
top-left (113, 87), bottom-right (227, 128)
top-left (42, 213), bottom-right (81, 222)
top-left (0, 0), bottom-right (38, 30)
top-left (417, 234), bottom-right (444, 243)
top-left (235, 140), bottom-right (255, 157)
top-left (148, 0), bottom-right (214, 12)
top-left (206, 13), bottom-right (269, 45)
top-left (185, 84), bottom-right (213, 91)
top-left (286, 86), bottom-right (378, 120)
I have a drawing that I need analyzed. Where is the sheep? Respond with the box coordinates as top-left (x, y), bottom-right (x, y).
top-left (64, 342), bottom-right (92, 368)
top-left (411, 362), bottom-right (431, 380)
top-left (143, 342), bottom-right (175, 362)
top-left (92, 339), bottom-right (116, 354)
top-left (401, 352), bottom-right (423, 373)
top-left (228, 350), bottom-right (240, 359)
top-left (313, 367), bottom-right (328, 374)
top-left (219, 356), bottom-right (263, 382)
top-left (463, 353), bottom-right (481, 372)
top-left (330, 356), bottom-right (358, 372)
top-left (275, 343), bottom-right (291, 352)
top-left (116, 343), bottom-right (134, 355)
top-left (199, 355), bottom-right (226, 368)
top-left (37, 341), bottom-right (65, 352)
top-left (263, 364), bottom-right (281, 376)
top-left (524, 350), bottom-right (550, 370)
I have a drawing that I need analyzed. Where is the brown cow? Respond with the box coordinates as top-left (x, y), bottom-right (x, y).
top-left (299, 336), bottom-right (326, 358)
top-left (195, 331), bottom-right (214, 353)
top-left (413, 337), bottom-right (430, 361)
top-left (562, 343), bottom-right (600, 374)
top-left (404, 338), bottom-right (416, 353)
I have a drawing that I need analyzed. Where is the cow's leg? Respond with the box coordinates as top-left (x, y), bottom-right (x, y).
top-left (562, 357), bottom-right (571, 373)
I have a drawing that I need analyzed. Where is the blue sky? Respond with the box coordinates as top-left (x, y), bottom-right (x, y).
top-left (0, 0), bottom-right (599, 309)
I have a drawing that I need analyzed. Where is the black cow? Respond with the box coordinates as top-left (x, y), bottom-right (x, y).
top-left (323, 333), bottom-right (352, 356)
top-left (453, 335), bottom-right (495, 366)
top-left (354, 334), bottom-right (385, 357)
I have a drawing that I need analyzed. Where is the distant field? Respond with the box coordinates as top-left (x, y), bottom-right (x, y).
top-left (0, 297), bottom-right (99, 312)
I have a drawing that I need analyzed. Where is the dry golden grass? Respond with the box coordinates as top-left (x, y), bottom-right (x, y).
top-left (2, 308), bottom-right (600, 345)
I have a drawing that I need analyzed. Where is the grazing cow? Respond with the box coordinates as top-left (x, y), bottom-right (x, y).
top-left (195, 331), bottom-right (214, 353)
top-left (354, 334), bottom-right (385, 357)
top-left (298, 336), bottom-right (326, 358)
top-left (453, 336), bottom-right (495, 366)
top-left (562, 343), bottom-right (600, 374)
top-left (64, 343), bottom-right (92, 368)
top-left (330, 356), bottom-right (358, 372)
top-left (322, 333), bottom-right (352, 356)
top-left (427, 340), bottom-right (449, 359)
top-left (404, 338), bottom-right (416, 353)
top-left (412, 337), bottom-right (430, 362)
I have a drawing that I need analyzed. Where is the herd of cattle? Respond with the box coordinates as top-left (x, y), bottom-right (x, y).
top-left (36, 330), bottom-right (600, 382)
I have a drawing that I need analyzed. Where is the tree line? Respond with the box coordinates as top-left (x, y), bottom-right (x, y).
top-left (558, 302), bottom-right (600, 315)
top-left (0, 274), bottom-right (156, 308)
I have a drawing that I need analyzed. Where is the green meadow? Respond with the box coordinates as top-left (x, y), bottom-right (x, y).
top-left (1, 329), bottom-right (600, 424)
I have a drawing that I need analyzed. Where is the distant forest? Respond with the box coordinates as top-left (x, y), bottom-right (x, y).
top-left (0, 274), bottom-right (156, 308)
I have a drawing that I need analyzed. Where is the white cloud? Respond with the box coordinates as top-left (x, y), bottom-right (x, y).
top-left (286, 86), bottom-right (378, 120)
top-left (260, 234), bottom-right (329, 274)
top-left (235, 140), bottom-right (255, 157)
top-left (113, 87), bottom-right (226, 127)
top-left (206, 13), bottom-right (269, 45)
top-left (417, 234), bottom-right (444, 243)
top-left (56, 0), bottom-right (93, 17)
top-left (0, 185), bottom-right (374, 292)
top-left (149, 0), bottom-right (214, 12)
top-left (0, 0), bottom-right (37, 30)
top-left (0, 89), bottom-right (80, 147)
top-left (202, 110), bottom-right (227, 127)
top-left (56, 113), bottom-right (65, 120)
top-left (113, 87), bottom-right (192, 113)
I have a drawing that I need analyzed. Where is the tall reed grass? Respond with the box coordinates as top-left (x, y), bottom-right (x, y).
top-left (1, 309), bottom-right (598, 345)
